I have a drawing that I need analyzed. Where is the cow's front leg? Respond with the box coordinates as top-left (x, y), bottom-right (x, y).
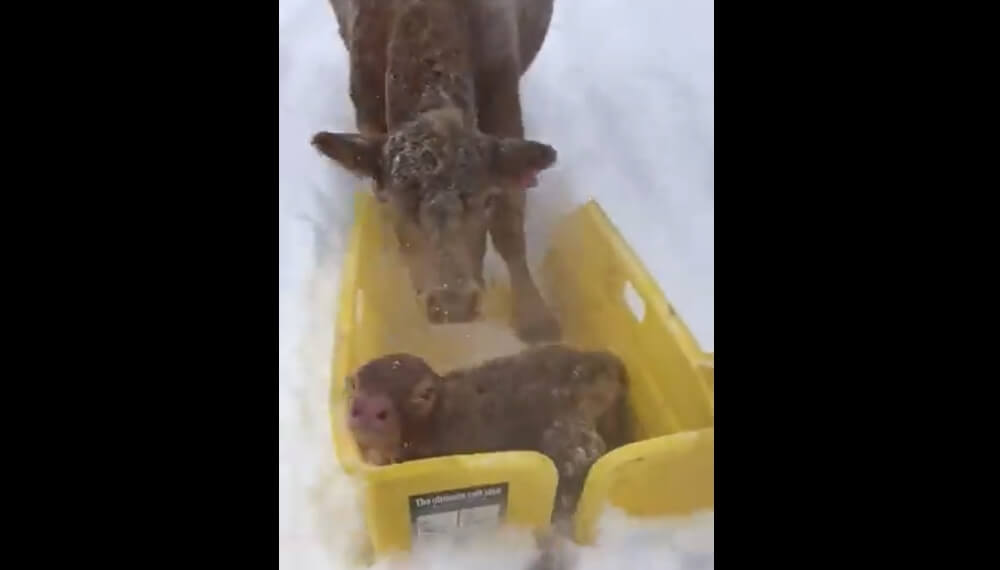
top-left (477, 63), bottom-right (561, 343)
top-left (347, 4), bottom-right (389, 136)
top-left (489, 189), bottom-right (560, 343)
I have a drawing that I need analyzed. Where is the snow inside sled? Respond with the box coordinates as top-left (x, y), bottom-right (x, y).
top-left (330, 189), bottom-right (714, 558)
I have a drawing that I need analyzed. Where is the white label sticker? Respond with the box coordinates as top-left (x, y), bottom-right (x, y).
top-left (409, 483), bottom-right (508, 540)
top-left (415, 510), bottom-right (459, 538)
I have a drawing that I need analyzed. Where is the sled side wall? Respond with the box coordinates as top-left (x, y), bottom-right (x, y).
top-left (540, 200), bottom-right (714, 544)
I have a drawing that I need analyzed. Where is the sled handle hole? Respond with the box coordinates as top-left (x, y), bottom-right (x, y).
top-left (623, 280), bottom-right (646, 323)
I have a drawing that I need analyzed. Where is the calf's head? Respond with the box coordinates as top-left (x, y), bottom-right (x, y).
top-left (313, 108), bottom-right (556, 323)
top-left (345, 353), bottom-right (442, 465)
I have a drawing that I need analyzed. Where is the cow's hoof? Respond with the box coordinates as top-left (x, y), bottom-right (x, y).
top-left (514, 304), bottom-right (562, 344)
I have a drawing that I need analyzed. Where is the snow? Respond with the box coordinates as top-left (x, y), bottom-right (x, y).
top-left (279, 0), bottom-right (713, 568)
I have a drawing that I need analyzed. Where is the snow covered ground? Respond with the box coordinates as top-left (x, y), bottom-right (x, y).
top-left (279, 0), bottom-right (714, 568)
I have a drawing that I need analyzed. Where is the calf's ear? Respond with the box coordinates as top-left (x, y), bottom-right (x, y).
top-left (406, 375), bottom-right (439, 419)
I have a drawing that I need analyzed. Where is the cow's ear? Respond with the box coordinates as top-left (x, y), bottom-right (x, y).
top-left (311, 131), bottom-right (386, 180)
top-left (489, 137), bottom-right (557, 188)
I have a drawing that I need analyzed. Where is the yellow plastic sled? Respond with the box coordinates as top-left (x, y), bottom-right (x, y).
top-left (330, 190), bottom-right (714, 558)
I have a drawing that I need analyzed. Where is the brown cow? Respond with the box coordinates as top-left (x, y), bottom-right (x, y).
top-left (312, 0), bottom-right (561, 343)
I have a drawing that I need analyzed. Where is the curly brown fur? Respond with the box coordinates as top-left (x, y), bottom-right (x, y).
top-left (345, 344), bottom-right (631, 517)
top-left (314, 0), bottom-right (560, 343)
